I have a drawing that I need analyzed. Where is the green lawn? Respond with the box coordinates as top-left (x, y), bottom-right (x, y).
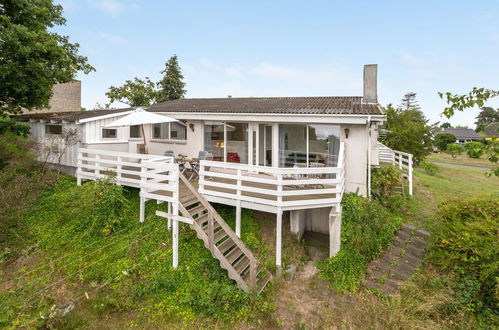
top-left (427, 152), bottom-right (494, 169)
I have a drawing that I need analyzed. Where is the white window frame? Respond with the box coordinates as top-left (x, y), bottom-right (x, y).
top-left (151, 122), bottom-right (187, 141)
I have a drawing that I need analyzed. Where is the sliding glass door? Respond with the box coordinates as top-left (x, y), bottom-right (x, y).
top-left (204, 122), bottom-right (248, 163)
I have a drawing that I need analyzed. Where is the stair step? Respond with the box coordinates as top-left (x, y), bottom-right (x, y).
top-left (189, 205), bottom-right (206, 217)
top-left (218, 239), bottom-right (236, 255)
top-left (195, 213), bottom-right (208, 225)
top-left (225, 247), bottom-right (244, 264)
top-left (214, 229), bottom-right (228, 244)
top-left (243, 264), bottom-right (263, 282)
top-left (180, 194), bottom-right (196, 204)
top-left (256, 273), bottom-right (272, 295)
top-left (234, 256), bottom-right (250, 274)
top-left (203, 221), bottom-right (222, 234)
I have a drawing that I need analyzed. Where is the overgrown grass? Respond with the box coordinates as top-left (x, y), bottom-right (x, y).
top-left (317, 193), bottom-right (402, 291)
top-left (0, 176), bottom-right (275, 328)
top-left (427, 152), bottom-right (494, 169)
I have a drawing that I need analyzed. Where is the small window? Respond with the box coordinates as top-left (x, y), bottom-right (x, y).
top-left (152, 122), bottom-right (186, 140)
top-left (153, 123), bottom-right (169, 140)
top-left (102, 128), bottom-right (117, 139)
top-left (130, 125), bottom-right (142, 138)
top-left (45, 124), bottom-right (62, 135)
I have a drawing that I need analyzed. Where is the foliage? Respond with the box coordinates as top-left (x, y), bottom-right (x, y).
top-left (0, 116), bottom-right (29, 137)
top-left (0, 132), bottom-right (37, 171)
top-left (419, 160), bottom-right (439, 176)
top-left (429, 195), bottom-right (499, 320)
top-left (439, 87), bottom-right (499, 119)
top-left (399, 92), bottom-right (421, 110)
top-left (475, 107), bottom-right (499, 133)
top-left (440, 122), bottom-right (452, 129)
top-left (371, 165), bottom-right (402, 198)
top-left (434, 133), bottom-right (456, 151)
top-left (317, 193), bottom-right (402, 291)
top-left (381, 103), bottom-right (433, 164)
top-left (464, 141), bottom-right (484, 159)
top-left (157, 55), bottom-right (186, 102)
top-left (0, 178), bottom-right (274, 327)
top-left (0, 0), bottom-right (94, 115)
top-left (105, 77), bottom-right (158, 107)
top-left (445, 143), bottom-right (465, 158)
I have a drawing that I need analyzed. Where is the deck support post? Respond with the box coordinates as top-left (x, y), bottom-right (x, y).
top-left (139, 197), bottom-right (146, 222)
top-left (329, 205), bottom-right (342, 257)
top-left (276, 208), bottom-right (283, 275)
top-left (236, 200), bottom-right (241, 238)
top-left (172, 201), bottom-right (179, 269)
top-left (167, 202), bottom-right (172, 231)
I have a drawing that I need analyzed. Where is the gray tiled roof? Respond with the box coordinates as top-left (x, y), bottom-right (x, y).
top-left (439, 128), bottom-right (482, 140)
top-left (15, 108), bottom-right (132, 121)
top-left (148, 96), bottom-right (384, 115)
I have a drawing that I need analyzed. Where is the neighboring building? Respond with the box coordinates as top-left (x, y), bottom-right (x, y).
top-left (22, 81), bottom-right (81, 114)
top-left (484, 122), bottom-right (499, 141)
top-left (438, 127), bottom-right (482, 144)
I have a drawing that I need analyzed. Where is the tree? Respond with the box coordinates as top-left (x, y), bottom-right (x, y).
top-left (399, 92), bottom-right (421, 110)
top-left (439, 87), bottom-right (499, 176)
top-left (440, 122), bottom-right (452, 129)
top-left (434, 133), bottom-right (456, 151)
top-left (381, 104), bottom-right (433, 164)
top-left (445, 143), bottom-right (464, 158)
top-left (0, 0), bottom-right (94, 115)
top-left (475, 107), bottom-right (499, 132)
top-left (157, 55), bottom-right (186, 102)
top-left (105, 77), bottom-right (158, 107)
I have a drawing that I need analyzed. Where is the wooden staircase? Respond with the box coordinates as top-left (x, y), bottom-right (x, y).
top-left (178, 174), bottom-right (272, 294)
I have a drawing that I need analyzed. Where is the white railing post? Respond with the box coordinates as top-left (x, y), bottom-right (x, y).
top-left (172, 173), bottom-right (180, 269)
top-left (139, 163), bottom-right (146, 222)
top-left (95, 154), bottom-right (101, 177)
top-left (408, 154), bottom-right (413, 196)
top-left (398, 152), bottom-right (402, 169)
top-left (116, 156), bottom-right (122, 185)
top-left (76, 151), bottom-right (82, 186)
top-left (199, 162), bottom-right (205, 193)
top-left (277, 173), bottom-right (283, 207)
top-left (236, 168), bottom-right (242, 238)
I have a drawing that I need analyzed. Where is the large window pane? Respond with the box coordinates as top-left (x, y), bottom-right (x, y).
top-left (204, 122), bottom-right (224, 161)
top-left (308, 124), bottom-right (341, 167)
top-left (152, 123), bottom-right (169, 139)
top-left (279, 124), bottom-right (307, 167)
top-left (171, 122), bottom-right (186, 140)
top-left (130, 125), bottom-right (141, 138)
top-left (226, 122), bottom-right (248, 163)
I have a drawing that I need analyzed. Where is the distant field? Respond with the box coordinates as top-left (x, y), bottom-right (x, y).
top-left (427, 152), bottom-right (494, 169)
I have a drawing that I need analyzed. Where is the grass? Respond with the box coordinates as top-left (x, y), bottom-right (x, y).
top-left (426, 152), bottom-right (494, 169)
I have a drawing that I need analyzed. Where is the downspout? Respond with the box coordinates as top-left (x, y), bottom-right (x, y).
top-left (367, 115), bottom-right (372, 198)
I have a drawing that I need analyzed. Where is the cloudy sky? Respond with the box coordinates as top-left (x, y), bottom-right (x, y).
top-left (55, 0), bottom-right (499, 127)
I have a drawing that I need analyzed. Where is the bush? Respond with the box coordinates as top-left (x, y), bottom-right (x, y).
top-left (317, 193), bottom-right (403, 291)
top-left (445, 143), bottom-right (465, 158)
top-left (434, 133), bottom-right (457, 151)
top-left (419, 160), bottom-right (439, 175)
top-left (0, 133), bottom-right (38, 171)
top-left (430, 195), bottom-right (499, 319)
top-left (0, 116), bottom-right (29, 137)
top-left (464, 142), bottom-right (484, 158)
top-left (371, 165), bottom-right (402, 198)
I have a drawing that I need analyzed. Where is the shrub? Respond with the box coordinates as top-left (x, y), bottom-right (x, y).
top-left (464, 142), bottom-right (484, 158)
top-left (0, 116), bottom-right (29, 137)
top-left (445, 143), bottom-right (465, 158)
top-left (434, 133), bottom-right (457, 151)
top-left (0, 133), bottom-right (38, 171)
top-left (429, 195), bottom-right (499, 318)
top-left (317, 193), bottom-right (402, 291)
top-left (371, 165), bottom-right (402, 198)
top-left (419, 160), bottom-right (439, 175)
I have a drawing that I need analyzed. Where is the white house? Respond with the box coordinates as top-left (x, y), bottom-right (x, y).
top-left (18, 65), bottom-right (413, 293)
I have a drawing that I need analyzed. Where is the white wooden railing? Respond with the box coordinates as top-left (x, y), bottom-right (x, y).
top-left (377, 143), bottom-right (413, 196)
top-left (198, 143), bottom-right (346, 212)
top-left (76, 148), bottom-right (174, 188)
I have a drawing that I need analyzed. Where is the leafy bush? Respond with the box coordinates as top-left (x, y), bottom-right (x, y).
top-left (464, 142), bottom-right (484, 158)
top-left (434, 133), bottom-right (456, 151)
top-left (0, 116), bottom-right (29, 137)
top-left (371, 165), bottom-right (402, 198)
top-left (419, 160), bottom-right (439, 175)
top-left (317, 193), bottom-right (402, 291)
top-left (0, 133), bottom-right (38, 171)
top-left (430, 195), bottom-right (499, 319)
top-left (445, 143), bottom-right (465, 158)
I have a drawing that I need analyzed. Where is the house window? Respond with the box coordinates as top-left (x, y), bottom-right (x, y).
top-left (102, 128), bottom-right (117, 139)
top-left (130, 125), bottom-right (142, 138)
top-left (152, 122), bottom-right (186, 140)
top-left (45, 124), bottom-right (62, 135)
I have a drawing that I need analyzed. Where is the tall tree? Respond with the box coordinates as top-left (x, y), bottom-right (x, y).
top-left (157, 55), bottom-right (186, 102)
top-left (475, 107), bottom-right (499, 132)
top-left (105, 77), bottom-right (157, 107)
top-left (381, 104), bottom-right (433, 164)
top-left (399, 92), bottom-right (421, 110)
top-left (440, 122), bottom-right (452, 129)
top-left (0, 0), bottom-right (94, 115)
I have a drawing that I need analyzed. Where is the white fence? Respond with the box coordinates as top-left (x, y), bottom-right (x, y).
top-left (377, 143), bottom-right (413, 196)
top-left (76, 148), bottom-right (173, 188)
top-left (199, 143), bottom-right (346, 213)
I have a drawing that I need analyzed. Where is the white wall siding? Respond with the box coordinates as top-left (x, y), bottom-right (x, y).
top-left (341, 124), bottom-right (368, 196)
top-left (83, 117), bottom-right (129, 144)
